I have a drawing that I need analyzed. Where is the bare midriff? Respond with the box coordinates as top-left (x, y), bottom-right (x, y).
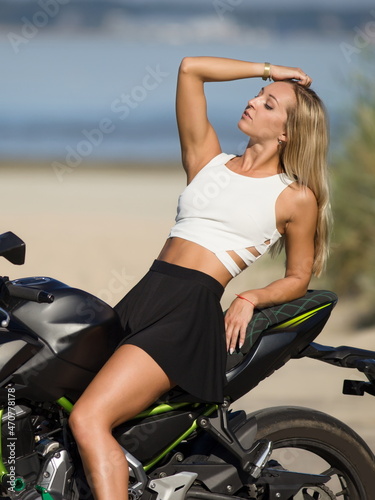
top-left (157, 237), bottom-right (247, 287)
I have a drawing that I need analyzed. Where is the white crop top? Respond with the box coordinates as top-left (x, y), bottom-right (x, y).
top-left (168, 153), bottom-right (294, 278)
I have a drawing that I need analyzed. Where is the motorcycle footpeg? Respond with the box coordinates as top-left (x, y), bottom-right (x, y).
top-left (247, 439), bottom-right (273, 479)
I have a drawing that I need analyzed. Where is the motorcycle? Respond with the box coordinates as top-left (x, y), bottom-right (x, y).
top-left (0, 230), bottom-right (374, 500)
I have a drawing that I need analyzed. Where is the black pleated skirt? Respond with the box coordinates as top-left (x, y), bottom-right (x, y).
top-left (114, 260), bottom-right (227, 403)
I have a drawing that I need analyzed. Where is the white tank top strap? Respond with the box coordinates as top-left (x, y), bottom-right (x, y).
top-left (233, 248), bottom-right (257, 267)
top-left (254, 242), bottom-right (270, 255)
top-left (214, 249), bottom-right (258, 278)
top-left (214, 251), bottom-right (242, 277)
top-left (205, 152), bottom-right (236, 167)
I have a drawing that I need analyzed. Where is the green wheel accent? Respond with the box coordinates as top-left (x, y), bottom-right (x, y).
top-left (56, 397), bottom-right (74, 413)
top-left (35, 485), bottom-right (56, 499)
top-left (273, 303), bottom-right (331, 330)
top-left (0, 409), bottom-right (9, 480)
top-left (143, 404), bottom-right (217, 471)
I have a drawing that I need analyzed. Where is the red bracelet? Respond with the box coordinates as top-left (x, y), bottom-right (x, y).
top-left (235, 294), bottom-right (256, 308)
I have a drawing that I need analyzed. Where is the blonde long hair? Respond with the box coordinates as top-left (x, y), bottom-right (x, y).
top-left (272, 82), bottom-right (332, 277)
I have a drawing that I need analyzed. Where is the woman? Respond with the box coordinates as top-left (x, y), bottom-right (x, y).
top-left (69, 57), bottom-right (331, 499)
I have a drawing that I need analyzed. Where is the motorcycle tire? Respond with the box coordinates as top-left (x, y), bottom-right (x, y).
top-left (246, 405), bottom-right (375, 499)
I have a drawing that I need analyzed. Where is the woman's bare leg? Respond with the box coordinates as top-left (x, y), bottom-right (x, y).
top-left (69, 344), bottom-right (175, 500)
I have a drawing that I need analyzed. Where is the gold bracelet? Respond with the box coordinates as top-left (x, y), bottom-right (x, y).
top-left (262, 62), bottom-right (271, 81)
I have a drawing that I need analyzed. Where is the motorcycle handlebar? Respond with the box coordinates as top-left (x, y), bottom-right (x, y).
top-left (5, 283), bottom-right (54, 304)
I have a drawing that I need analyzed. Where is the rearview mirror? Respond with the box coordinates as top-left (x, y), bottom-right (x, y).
top-left (0, 232), bottom-right (26, 265)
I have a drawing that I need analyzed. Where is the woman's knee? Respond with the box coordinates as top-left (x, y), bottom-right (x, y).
top-left (69, 404), bottom-right (103, 444)
top-left (69, 406), bottom-right (85, 441)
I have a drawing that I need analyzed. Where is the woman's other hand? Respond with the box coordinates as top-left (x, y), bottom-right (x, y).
top-left (224, 296), bottom-right (255, 354)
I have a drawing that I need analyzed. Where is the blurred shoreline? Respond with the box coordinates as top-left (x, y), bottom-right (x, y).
top-left (0, 160), bottom-right (181, 171)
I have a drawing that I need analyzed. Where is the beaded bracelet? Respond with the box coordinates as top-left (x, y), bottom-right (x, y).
top-left (235, 294), bottom-right (256, 308)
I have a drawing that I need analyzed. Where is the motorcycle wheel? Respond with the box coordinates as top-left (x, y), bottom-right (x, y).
top-left (247, 406), bottom-right (375, 499)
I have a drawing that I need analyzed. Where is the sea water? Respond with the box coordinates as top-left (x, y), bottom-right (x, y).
top-left (0, 32), bottom-right (367, 164)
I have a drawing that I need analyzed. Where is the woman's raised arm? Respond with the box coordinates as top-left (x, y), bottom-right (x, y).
top-left (176, 57), bottom-right (262, 181)
top-left (176, 57), bottom-right (310, 181)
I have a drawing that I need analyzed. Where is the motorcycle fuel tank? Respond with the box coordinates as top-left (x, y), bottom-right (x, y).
top-left (1, 277), bottom-right (124, 402)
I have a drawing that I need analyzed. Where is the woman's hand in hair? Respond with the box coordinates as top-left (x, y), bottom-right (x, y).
top-left (270, 65), bottom-right (312, 87)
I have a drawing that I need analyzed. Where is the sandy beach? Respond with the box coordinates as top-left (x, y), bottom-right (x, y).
top-left (2, 163), bottom-right (375, 453)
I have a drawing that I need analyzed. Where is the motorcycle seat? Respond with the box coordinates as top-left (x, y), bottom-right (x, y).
top-left (225, 289), bottom-right (338, 371)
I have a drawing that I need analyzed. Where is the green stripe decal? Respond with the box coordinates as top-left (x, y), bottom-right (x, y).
top-left (134, 402), bottom-right (194, 419)
top-left (143, 405), bottom-right (217, 472)
top-left (273, 303), bottom-right (331, 330)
